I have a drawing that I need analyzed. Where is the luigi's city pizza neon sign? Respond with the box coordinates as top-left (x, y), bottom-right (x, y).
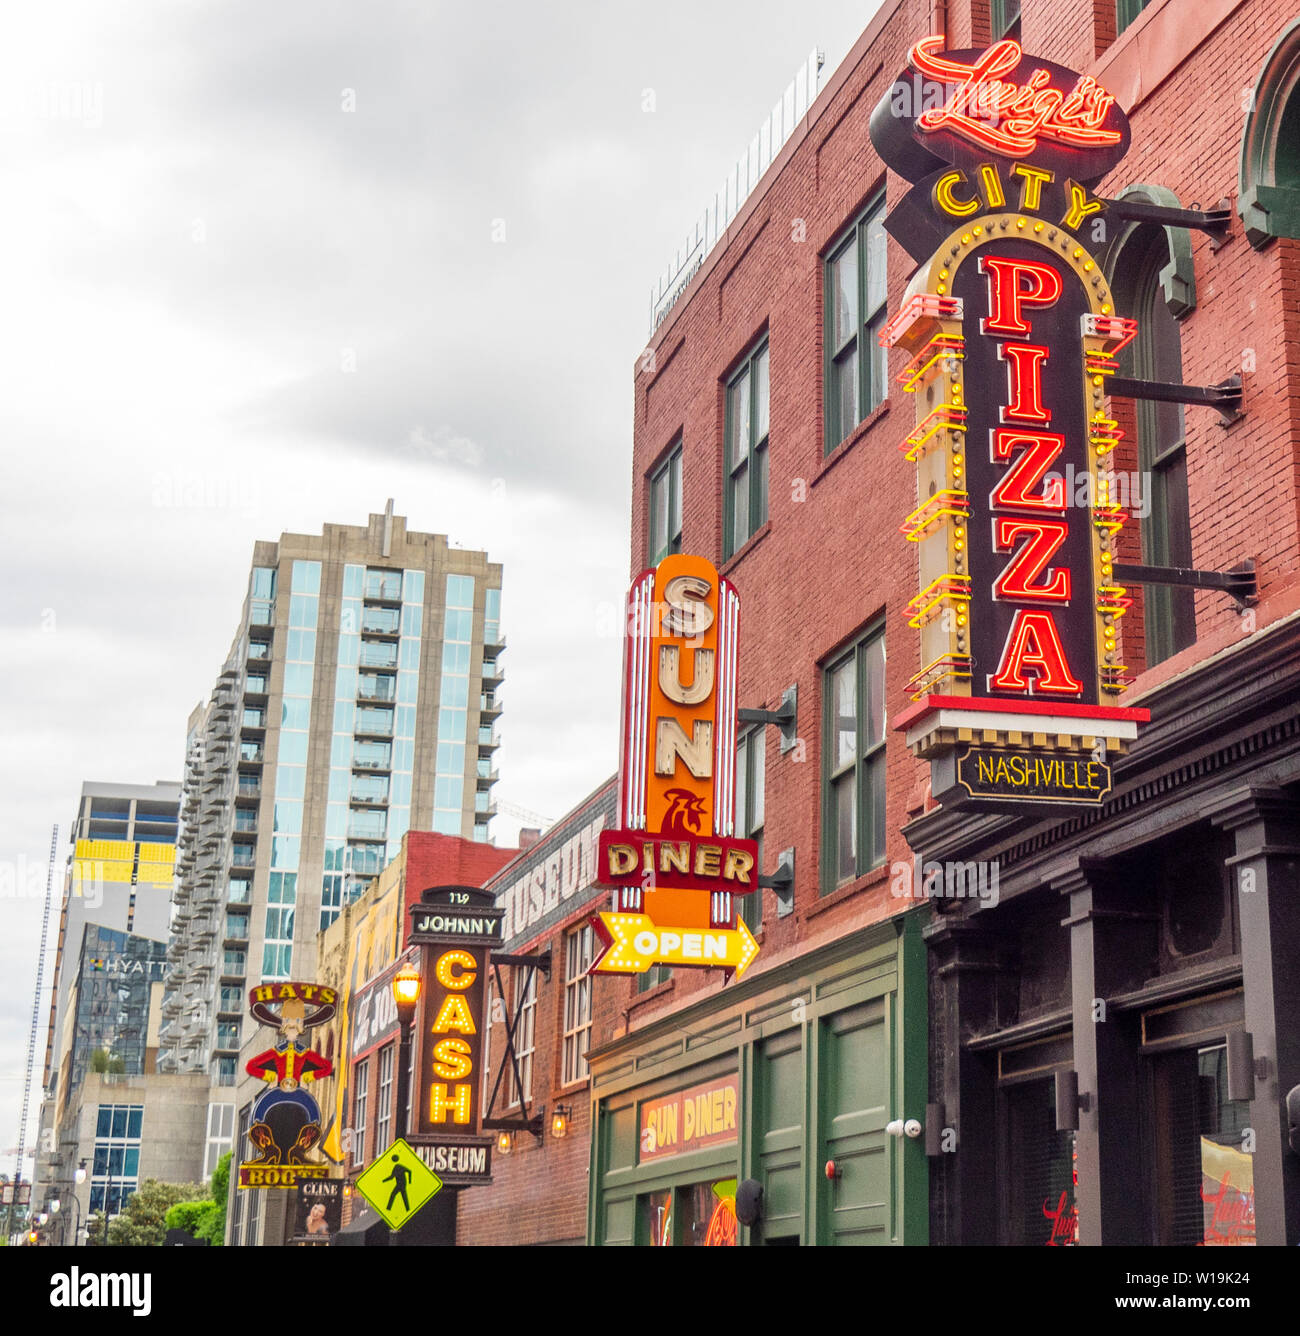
top-left (873, 38), bottom-right (1149, 810)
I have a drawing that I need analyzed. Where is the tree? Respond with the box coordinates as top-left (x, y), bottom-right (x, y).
top-left (163, 1152), bottom-right (231, 1247)
top-left (89, 1049), bottom-right (126, 1075)
top-left (104, 1179), bottom-right (205, 1247)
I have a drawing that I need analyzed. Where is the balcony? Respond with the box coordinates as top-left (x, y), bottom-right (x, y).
top-left (349, 779), bottom-right (389, 806)
top-left (479, 693), bottom-right (503, 722)
top-left (477, 727), bottom-right (499, 752)
top-left (347, 816), bottom-right (387, 842)
top-left (247, 639), bottom-right (271, 661)
top-left (360, 607), bottom-right (401, 636)
top-left (347, 843), bottom-right (386, 876)
top-left (364, 572), bottom-right (402, 602)
top-left (236, 778), bottom-right (262, 800)
top-left (354, 709), bottom-right (394, 739)
top-left (239, 743), bottom-right (264, 764)
top-left (475, 766), bottom-right (498, 791)
top-left (357, 674), bottom-right (396, 703)
top-left (484, 628), bottom-right (506, 656)
top-left (220, 953), bottom-right (246, 979)
top-left (359, 642), bottom-right (399, 670)
top-left (223, 917), bottom-right (250, 945)
top-left (233, 813), bottom-right (257, 834)
top-left (244, 676), bottom-right (268, 699)
top-left (352, 753), bottom-right (392, 773)
top-left (481, 662), bottom-right (505, 689)
top-left (230, 847), bottom-right (256, 872)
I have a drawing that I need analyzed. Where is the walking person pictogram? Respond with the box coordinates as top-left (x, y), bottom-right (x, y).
top-left (383, 1153), bottom-right (412, 1213)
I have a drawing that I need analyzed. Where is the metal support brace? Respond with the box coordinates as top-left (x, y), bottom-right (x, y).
top-left (757, 847), bottom-right (796, 918)
top-left (1112, 558), bottom-right (1257, 611)
top-left (738, 684), bottom-right (799, 754)
top-left (1099, 195), bottom-right (1233, 250)
top-left (1106, 373), bottom-right (1243, 427)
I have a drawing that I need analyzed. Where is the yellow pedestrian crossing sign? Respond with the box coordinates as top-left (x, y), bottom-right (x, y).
top-left (355, 1138), bottom-right (442, 1231)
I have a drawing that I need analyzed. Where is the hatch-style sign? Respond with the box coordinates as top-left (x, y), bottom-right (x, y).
top-left (355, 1138), bottom-right (443, 1231)
top-left (591, 555), bottom-right (759, 978)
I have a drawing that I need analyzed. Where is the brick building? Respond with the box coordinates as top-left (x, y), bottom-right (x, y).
top-left (455, 779), bottom-right (617, 1246)
top-left (227, 830), bottom-right (516, 1246)
top-left (587, 0), bottom-right (1300, 1247)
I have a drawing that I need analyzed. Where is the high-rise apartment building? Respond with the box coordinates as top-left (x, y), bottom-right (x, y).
top-left (34, 780), bottom-right (180, 1211)
top-left (158, 510), bottom-right (504, 1091)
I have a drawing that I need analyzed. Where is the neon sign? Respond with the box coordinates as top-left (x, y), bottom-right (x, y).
top-left (872, 37), bottom-right (1149, 811)
top-left (238, 982), bottom-right (336, 1189)
top-left (591, 555), bottom-right (760, 977)
top-left (910, 38), bottom-right (1122, 157)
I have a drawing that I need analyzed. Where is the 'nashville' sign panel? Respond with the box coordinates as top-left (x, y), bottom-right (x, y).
top-left (874, 36), bottom-right (1149, 810)
top-left (591, 555), bottom-right (759, 978)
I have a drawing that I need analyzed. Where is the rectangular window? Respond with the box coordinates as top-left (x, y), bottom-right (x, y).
top-left (991, 0), bottom-right (1021, 40)
top-left (823, 626), bottom-right (887, 890)
top-left (563, 926), bottom-right (594, 1085)
top-left (725, 340), bottom-right (770, 558)
top-left (1116, 0), bottom-right (1154, 34)
top-left (508, 971), bottom-right (537, 1108)
top-left (648, 441), bottom-right (683, 566)
top-left (825, 197), bottom-right (888, 452)
top-left (352, 1060), bottom-right (369, 1169)
top-left (374, 1044), bottom-right (395, 1153)
top-left (90, 1103), bottom-right (144, 1217)
top-left (736, 727), bottom-right (766, 932)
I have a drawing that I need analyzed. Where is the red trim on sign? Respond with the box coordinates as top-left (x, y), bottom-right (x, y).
top-left (892, 693), bottom-right (1151, 731)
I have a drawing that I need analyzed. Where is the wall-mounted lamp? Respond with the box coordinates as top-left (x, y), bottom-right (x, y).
top-left (497, 1130), bottom-right (515, 1156)
top-left (1055, 1070), bottom-right (1091, 1131)
top-left (551, 1104), bottom-right (572, 1140)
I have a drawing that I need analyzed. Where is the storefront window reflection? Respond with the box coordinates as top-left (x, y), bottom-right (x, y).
top-left (642, 1179), bottom-right (738, 1246)
top-left (643, 1190), bottom-right (672, 1247)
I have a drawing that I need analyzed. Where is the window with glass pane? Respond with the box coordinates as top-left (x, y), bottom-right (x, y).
top-left (508, 971), bottom-right (537, 1107)
top-left (649, 442), bottom-right (683, 566)
top-left (352, 1059), bottom-right (369, 1168)
top-left (991, 0), bottom-right (1021, 40)
top-left (725, 340), bottom-right (769, 557)
top-left (1113, 224), bottom-right (1195, 665)
top-left (1117, 0), bottom-right (1154, 34)
top-left (375, 1044), bottom-right (394, 1151)
top-left (563, 926), bottom-right (594, 1085)
top-left (736, 728), bottom-right (765, 932)
top-left (825, 198), bottom-right (888, 452)
top-left (823, 628), bottom-right (886, 890)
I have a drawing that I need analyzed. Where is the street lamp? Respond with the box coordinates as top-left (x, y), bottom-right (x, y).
top-left (391, 961), bottom-right (422, 1140)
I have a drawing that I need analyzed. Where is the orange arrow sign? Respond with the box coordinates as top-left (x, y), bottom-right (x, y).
top-left (589, 913), bottom-right (759, 979)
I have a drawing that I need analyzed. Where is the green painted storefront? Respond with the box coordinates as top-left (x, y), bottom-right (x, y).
top-left (586, 910), bottom-right (929, 1246)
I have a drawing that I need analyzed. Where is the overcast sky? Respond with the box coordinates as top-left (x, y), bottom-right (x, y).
top-left (0, 0), bottom-right (884, 1173)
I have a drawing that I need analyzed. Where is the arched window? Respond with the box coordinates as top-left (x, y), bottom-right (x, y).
top-left (1107, 204), bottom-right (1196, 666)
top-left (1240, 19), bottom-right (1300, 248)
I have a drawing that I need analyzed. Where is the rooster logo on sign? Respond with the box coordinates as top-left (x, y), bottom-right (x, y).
top-left (662, 788), bottom-right (706, 837)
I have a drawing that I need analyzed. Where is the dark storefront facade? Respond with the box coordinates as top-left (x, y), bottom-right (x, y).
top-left (916, 617), bottom-right (1300, 1247)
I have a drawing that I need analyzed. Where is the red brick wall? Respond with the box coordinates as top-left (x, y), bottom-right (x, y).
top-left (626, 0), bottom-right (1300, 1037)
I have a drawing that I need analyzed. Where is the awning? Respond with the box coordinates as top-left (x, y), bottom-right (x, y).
top-left (331, 1202), bottom-right (388, 1247)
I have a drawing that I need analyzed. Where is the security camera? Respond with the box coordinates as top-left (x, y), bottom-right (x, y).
top-left (904, 1119), bottom-right (922, 1139)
